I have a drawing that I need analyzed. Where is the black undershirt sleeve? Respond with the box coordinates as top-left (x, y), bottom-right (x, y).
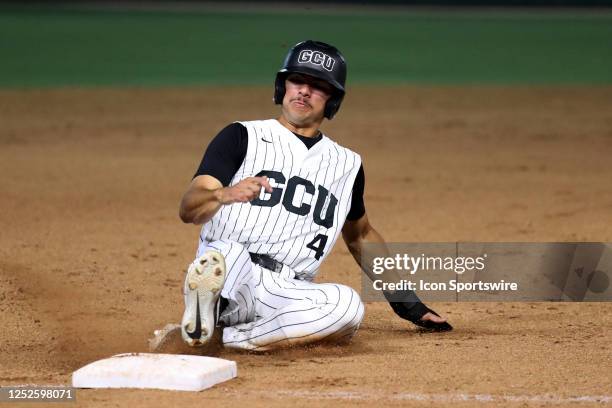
top-left (346, 164), bottom-right (366, 221)
top-left (193, 123), bottom-right (248, 186)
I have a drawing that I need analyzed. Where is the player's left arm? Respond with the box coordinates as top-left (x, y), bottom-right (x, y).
top-left (342, 214), bottom-right (453, 331)
top-left (342, 213), bottom-right (389, 283)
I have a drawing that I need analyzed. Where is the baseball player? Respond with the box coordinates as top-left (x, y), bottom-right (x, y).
top-left (178, 40), bottom-right (452, 351)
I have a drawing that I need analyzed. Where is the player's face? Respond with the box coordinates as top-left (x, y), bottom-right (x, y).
top-left (282, 73), bottom-right (333, 126)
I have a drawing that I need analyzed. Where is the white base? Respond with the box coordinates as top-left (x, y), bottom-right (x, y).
top-left (72, 353), bottom-right (237, 391)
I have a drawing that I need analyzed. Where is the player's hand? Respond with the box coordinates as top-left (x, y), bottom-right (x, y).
top-left (420, 311), bottom-right (448, 325)
top-left (218, 176), bottom-right (273, 204)
top-left (387, 297), bottom-right (453, 332)
top-left (383, 289), bottom-right (452, 331)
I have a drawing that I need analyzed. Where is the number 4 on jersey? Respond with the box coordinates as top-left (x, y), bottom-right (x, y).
top-left (306, 234), bottom-right (328, 260)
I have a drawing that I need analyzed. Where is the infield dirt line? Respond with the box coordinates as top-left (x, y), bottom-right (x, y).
top-left (245, 389), bottom-right (612, 404)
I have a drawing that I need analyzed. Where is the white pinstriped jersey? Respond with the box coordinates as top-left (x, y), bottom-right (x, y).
top-left (197, 119), bottom-right (361, 280)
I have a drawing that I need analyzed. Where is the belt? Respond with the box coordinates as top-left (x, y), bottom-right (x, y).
top-left (249, 252), bottom-right (283, 273)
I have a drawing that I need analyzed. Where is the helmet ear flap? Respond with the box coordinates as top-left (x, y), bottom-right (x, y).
top-left (324, 101), bottom-right (336, 120)
top-left (274, 73), bottom-right (286, 104)
top-left (324, 93), bottom-right (344, 120)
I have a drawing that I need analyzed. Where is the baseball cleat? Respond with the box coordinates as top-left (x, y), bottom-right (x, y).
top-left (181, 250), bottom-right (226, 347)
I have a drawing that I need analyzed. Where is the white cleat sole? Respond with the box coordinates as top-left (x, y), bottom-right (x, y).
top-left (181, 250), bottom-right (226, 347)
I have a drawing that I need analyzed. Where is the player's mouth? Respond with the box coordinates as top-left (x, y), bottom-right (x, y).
top-left (291, 98), bottom-right (311, 109)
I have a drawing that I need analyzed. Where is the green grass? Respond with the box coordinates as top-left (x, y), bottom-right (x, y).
top-left (1, 7), bottom-right (611, 87)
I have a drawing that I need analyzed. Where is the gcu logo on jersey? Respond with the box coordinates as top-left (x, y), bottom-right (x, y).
top-left (297, 50), bottom-right (335, 72)
top-left (251, 170), bottom-right (337, 228)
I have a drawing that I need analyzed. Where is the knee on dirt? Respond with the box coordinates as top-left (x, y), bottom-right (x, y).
top-left (327, 284), bottom-right (365, 330)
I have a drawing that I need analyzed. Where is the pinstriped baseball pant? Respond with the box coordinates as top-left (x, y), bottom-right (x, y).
top-left (198, 239), bottom-right (365, 351)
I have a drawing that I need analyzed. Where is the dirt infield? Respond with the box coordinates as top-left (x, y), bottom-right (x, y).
top-left (1, 86), bottom-right (611, 407)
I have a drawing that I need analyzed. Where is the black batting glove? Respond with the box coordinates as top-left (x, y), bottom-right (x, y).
top-left (384, 290), bottom-right (453, 332)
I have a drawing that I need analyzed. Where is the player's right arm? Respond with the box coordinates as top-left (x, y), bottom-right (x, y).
top-left (178, 123), bottom-right (272, 225)
top-left (179, 175), bottom-right (272, 225)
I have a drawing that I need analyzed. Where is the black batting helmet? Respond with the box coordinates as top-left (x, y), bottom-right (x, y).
top-left (274, 40), bottom-right (347, 120)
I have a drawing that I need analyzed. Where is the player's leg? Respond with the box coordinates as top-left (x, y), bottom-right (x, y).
top-left (181, 239), bottom-right (257, 346)
top-left (222, 269), bottom-right (365, 351)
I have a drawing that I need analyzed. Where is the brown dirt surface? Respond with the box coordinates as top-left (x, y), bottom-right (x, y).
top-left (1, 86), bottom-right (611, 407)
